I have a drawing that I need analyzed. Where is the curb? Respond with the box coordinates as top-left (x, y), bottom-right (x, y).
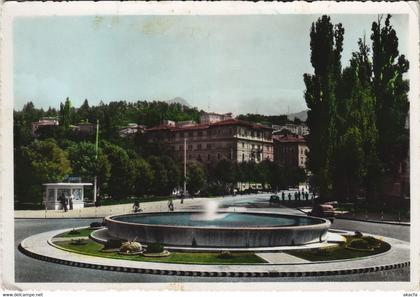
top-left (336, 217), bottom-right (410, 226)
top-left (18, 243), bottom-right (410, 278)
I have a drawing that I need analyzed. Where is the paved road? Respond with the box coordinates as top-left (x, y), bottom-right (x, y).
top-left (14, 218), bottom-right (410, 283)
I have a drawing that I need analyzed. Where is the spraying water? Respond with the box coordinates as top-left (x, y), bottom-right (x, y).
top-left (191, 200), bottom-right (226, 221)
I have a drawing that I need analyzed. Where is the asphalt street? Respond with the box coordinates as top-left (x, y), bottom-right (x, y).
top-left (14, 217), bottom-right (410, 283)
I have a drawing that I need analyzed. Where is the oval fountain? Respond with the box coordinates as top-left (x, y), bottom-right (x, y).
top-left (104, 201), bottom-right (331, 248)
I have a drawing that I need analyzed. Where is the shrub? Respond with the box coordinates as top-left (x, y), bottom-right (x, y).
top-left (90, 222), bottom-right (102, 228)
top-left (119, 241), bottom-right (142, 253)
top-left (103, 239), bottom-right (124, 249)
top-left (147, 242), bottom-right (164, 253)
top-left (363, 236), bottom-right (381, 248)
top-left (348, 238), bottom-right (370, 250)
top-left (316, 247), bottom-right (331, 256)
top-left (70, 238), bottom-right (87, 245)
top-left (68, 229), bottom-right (81, 235)
top-left (354, 231), bottom-right (363, 238)
top-left (218, 250), bottom-right (233, 259)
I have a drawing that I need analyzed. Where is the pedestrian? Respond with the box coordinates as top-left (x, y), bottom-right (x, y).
top-left (281, 192), bottom-right (285, 201)
top-left (59, 194), bottom-right (65, 211)
top-left (63, 196), bottom-right (68, 212)
top-left (69, 194), bottom-right (74, 210)
top-left (95, 195), bottom-right (101, 207)
top-left (168, 199), bottom-right (174, 211)
top-left (305, 192), bottom-right (309, 200)
top-left (288, 192), bottom-right (292, 201)
top-left (133, 200), bottom-right (140, 213)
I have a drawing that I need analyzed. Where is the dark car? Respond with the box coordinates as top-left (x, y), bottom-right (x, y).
top-left (309, 204), bottom-right (335, 223)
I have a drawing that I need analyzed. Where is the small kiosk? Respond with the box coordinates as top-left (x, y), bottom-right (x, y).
top-left (43, 183), bottom-right (92, 210)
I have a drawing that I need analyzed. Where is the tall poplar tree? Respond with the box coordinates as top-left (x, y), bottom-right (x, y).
top-left (304, 15), bottom-right (344, 200)
top-left (371, 15), bottom-right (409, 175)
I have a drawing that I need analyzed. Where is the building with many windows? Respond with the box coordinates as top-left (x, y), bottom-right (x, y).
top-left (145, 118), bottom-right (274, 164)
top-left (273, 134), bottom-right (308, 168)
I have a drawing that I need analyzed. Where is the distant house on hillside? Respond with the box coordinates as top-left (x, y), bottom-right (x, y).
top-left (119, 123), bottom-right (146, 138)
top-left (72, 122), bottom-right (96, 135)
top-left (272, 123), bottom-right (309, 136)
top-left (31, 117), bottom-right (59, 136)
top-left (200, 112), bottom-right (233, 124)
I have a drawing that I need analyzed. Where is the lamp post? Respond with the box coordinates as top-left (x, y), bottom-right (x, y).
top-left (93, 120), bottom-right (99, 203)
top-left (184, 138), bottom-right (187, 197)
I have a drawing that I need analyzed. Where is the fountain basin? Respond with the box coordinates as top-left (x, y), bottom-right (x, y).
top-left (104, 211), bottom-right (331, 248)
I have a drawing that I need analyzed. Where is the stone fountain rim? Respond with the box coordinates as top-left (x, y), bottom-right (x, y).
top-left (105, 210), bottom-right (331, 230)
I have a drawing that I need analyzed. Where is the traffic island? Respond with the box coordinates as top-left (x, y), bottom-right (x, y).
top-left (18, 227), bottom-right (410, 278)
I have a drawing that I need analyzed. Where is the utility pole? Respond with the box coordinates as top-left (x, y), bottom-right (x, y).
top-left (184, 138), bottom-right (187, 196)
top-left (93, 119), bottom-right (99, 203)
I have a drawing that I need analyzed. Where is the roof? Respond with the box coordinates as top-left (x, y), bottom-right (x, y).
top-left (273, 134), bottom-right (306, 143)
top-left (145, 118), bottom-right (273, 132)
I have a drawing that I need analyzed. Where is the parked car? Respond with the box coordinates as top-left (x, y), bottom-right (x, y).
top-left (309, 204), bottom-right (335, 223)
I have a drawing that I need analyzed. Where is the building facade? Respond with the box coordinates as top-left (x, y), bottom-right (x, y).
top-left (273, 134), bottom-right (308, 168)
top-left (272, 123), bottom-right (309, 136)
top-left (145, 118), bottom-right (274, 164)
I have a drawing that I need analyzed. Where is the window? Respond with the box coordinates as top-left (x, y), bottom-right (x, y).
top-left (217, 153), bottom-right (221, 160)
top-left (198, 131), bottom-right (203, 137)
top-left (72, 188), bottom-right (82, 200)
top-left (242, 142), bottom-right (244, 148)
top-left (197, 154), bottom-right (202, 161)
top-left (197, 144), bottom-right (202, 150)
top-left (242, 153), bottom-right (245, 162)
top-left (207, 143), bottom-right (211, 149)
top-left (208, 154), bottom-right (211, 160)
top-left (188, 145), bottom-right (193, 150)
top-left (48, 189), bottom-right (55, 201)
top-left (188, 154), bottom-right (192, 160)
top-left (188, 131), bottom-right (193, 137)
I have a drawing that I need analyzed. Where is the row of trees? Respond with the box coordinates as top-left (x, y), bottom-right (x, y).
top-left (304, 15), bottom-right (409, 203)
top-left (15, 137), bottom-right (306, 206)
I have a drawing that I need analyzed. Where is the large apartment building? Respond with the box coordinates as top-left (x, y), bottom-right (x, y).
top-left (273, 134), bottom-right (308, 169)
top-left (145, 115), bottom-right (274, 164)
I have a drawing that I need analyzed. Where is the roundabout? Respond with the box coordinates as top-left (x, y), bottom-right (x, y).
top-left (15, 195), bottom-right (411, 282)
top-left (18, 222), bottom-right (410, 278)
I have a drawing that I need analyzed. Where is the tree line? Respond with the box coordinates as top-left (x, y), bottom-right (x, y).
top-left (304, 15), bottom-right (409, 204)
top-left (14, 100), bottom-right (306, 207)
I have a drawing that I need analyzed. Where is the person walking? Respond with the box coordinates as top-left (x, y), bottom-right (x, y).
top-left (133, 200), bottom-right (141, 213)
top-left (168, 199), bottom-right (174, 211)
top-left (63, 196), bottom-right (68, 212)
top-left (69, 194), bottom-right (74, 210)
top-left (281, 192), bottom-right (285, 201)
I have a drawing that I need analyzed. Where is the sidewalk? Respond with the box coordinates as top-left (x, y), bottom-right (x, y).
top-left (14, 197), bottom-right (215, 219)
top-left (298, 207), bottom-right (410, 225)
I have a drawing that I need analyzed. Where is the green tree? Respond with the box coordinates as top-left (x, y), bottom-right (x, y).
top-left (371, 15), bottom-right (409, 175)
top-left (132, 158), bottom-right (153, 197)
top-left (304, 15), bottom-right (344, 200)
top-left (67, 142), bottom-right (110, 185)
top-left (102, 142), bottom-right (134, 199)
top-left (60, 97), bottom-right (73, 130)
top-left (148, 156), bottom-right (169, 195)
top-left (186, 161), bottom-right (206, 195)
top-left (16, 139), bottom-right (71, 205)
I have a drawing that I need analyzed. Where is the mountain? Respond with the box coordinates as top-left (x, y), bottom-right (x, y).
top-left (287, 110), bottom-right (308, 122)
top-left (166, 97), bottom-right (191, 108)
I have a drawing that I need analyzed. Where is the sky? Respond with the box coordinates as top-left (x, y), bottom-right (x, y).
top-left (13, 14), bottom-right (408, 115)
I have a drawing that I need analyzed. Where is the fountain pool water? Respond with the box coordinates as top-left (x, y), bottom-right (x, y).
top-left (104, 211), bottom-right (331, 248)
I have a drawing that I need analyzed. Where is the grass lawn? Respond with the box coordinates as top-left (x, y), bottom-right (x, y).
top-left (54, 239), bottom-right (266, 265)
top-left (286, 236), bottom-right (391, 262)
top-left (54, 228), bottom-right (95, 238)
